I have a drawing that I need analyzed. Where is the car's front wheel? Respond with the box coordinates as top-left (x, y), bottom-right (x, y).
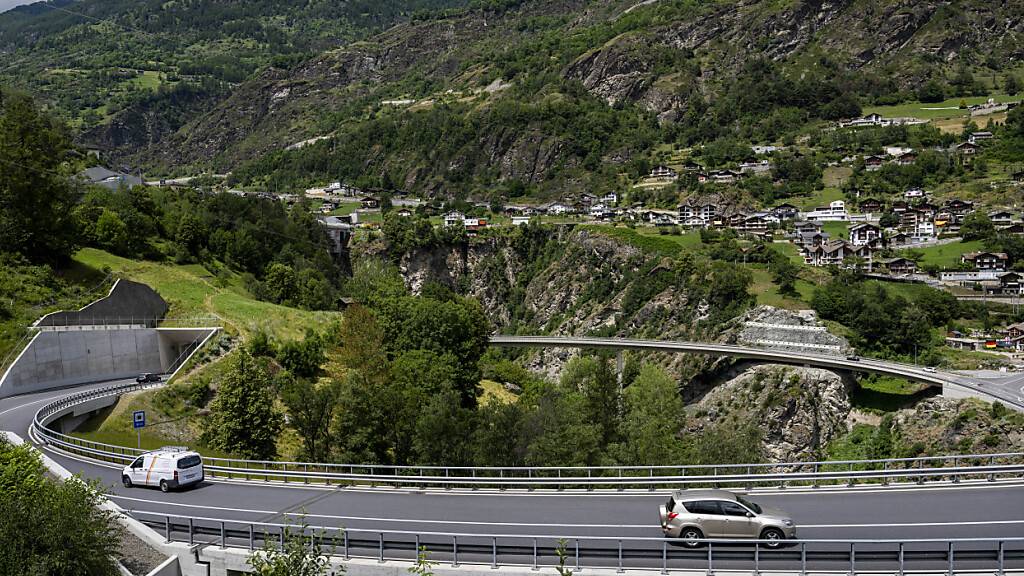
top-left (680, 527), bottom-right (704, 548)
top-left (760, 528), bottom-right (785, 548)
top-left (122, 475), bottom-right (132, 488)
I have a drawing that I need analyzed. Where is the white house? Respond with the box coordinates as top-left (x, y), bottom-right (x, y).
top-left (601, 192), bottom-right (619, 205)
top-left (443, 211), bottom-right (466, 227)
top-left (804, 200), bottom-right (848, 222)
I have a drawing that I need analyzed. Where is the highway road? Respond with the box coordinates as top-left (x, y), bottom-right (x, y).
top-left (3, 382), bottom-right (1024, 546)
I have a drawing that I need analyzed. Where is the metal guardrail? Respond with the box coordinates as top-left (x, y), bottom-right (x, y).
top-left (131, 511), bottom-right (1024, 575)
top-left (33, 316), bottom-right (223, 330)
top-left (33, 384), bottom-right (1024, 490)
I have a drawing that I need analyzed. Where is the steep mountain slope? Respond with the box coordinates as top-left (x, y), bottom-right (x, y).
top-left (138, 0), bottom-right (1022, 192)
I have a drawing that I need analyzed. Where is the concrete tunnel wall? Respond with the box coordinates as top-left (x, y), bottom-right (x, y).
top-left (0, 328), bottom-right (216, 399)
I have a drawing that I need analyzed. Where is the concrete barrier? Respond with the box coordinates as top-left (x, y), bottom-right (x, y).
top-left (0, 328), bottom-right (217, 399)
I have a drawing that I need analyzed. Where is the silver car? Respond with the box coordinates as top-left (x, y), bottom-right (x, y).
top-left (659, 489), bottom-right (796, 547)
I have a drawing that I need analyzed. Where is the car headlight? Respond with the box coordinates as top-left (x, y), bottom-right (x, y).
top-left (783, 519), bottom-right (793, 527)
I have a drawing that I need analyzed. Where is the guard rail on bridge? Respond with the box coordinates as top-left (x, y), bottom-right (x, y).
top-left (33, 384), bottom-right (1024, 491)
top-left (130, 511), bottom-right (1024, 575)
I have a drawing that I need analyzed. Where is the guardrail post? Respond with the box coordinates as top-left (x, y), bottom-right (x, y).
top-left (453, 535), bottom-right (459, 567)
top-left (265, 462), bottom-right (269, 482)
top-left (575, 539), bottom-right (581, 571)
top-left (304, 463), bottom-right (309, 484)
top-left (220, 521), bottom-right (226, 549)
top-left (532, 538), bottom-right (538, 571)
top-left (344, 531), bottom-right (349, 560)
top-left (248, 524), bottom-right (253, 551)
top-left (492, 537), bottom-right (497, 569)
top-left (847, 462), bottom-right (855, 487)
top-left (706, 542), bottom-right (713, 576)
top-left (849, 542), bottom-right (855, 576)
top-left (280, 530), bottom-right (285, 550)
top-left (378, 532), bottom-right (384, 563)
top-left (988, 456), bottom-right (996, 482)
top-left (897, 542), bottom-right (904, 576)
top-left (188, 517), bottom-right (194, 546)
top-left (800, 542), bottom-right (807, 576)
top-left (882, 461), bottom-right (889, 486)
top-left (998, 541), bottom-right (1004, 576)
top-left (650, 467), bottom-right (655, 491)
top-left (812, 464), bottom-right (819, 488)
top-left (947, 541), bottom-right (954, 576)
top-left (753, 542), bottom-right (760, 576)
top-left (662, 540), bottom-right (668, 575)
top-left (952, 457), bottom-right (960, 484)
top-left (617, 539), bottom-right (623, 573)
top-left (165, 516), bottom-right (171, 543)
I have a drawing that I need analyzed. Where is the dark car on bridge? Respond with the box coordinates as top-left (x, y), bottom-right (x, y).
top-left (136, 373), bottom-right (162, 383)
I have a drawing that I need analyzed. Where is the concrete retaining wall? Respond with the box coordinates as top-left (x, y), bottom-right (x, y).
top-left (0, 328), bottom-right (216, 399)
top-left (37, 279), bottom-right (169, 328)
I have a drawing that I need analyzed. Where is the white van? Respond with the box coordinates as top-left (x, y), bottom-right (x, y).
top-left (121, 447), bottom-right (204, 492)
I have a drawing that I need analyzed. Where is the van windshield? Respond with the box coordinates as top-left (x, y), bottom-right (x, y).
top-left (177, 455), bottom-right (202, 469)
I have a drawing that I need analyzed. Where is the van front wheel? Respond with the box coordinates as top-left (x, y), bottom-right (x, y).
top-left (159, 480), bottom-right (169, 493)
top-left (122, 476), bottom-right (132, 488)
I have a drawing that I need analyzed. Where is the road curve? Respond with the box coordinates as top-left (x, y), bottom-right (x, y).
top-left (490, 336), bottom-right (1024, 410)
top-left (1, 379), bottom-right (1023, 546)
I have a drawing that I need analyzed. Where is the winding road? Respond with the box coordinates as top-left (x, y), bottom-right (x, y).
top-left (4, 335), bottom-right (1024, 572)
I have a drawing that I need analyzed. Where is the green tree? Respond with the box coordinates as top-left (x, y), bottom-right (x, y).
top-left (689, 420), bottom-right (763, 465)
top-left (175, 212), bottom-right (206, 256)
top-left (282, 378), bottom-right (341, 461)
top-left (377, 294), bottom-right (491, 407)
top-left (263, 262), bottom-right (299, 305)
top-left (524, 388), bottom-right (603, 466)
top-left (203, 352), bottom-right (284, 459)
top-left (560, 354), bottom-right (620, 446)
top-left (771, 255), bottom-right (799, 297)
top-left (614, 364), bottom-right (686, 464)
top-left (0, 90), bottom-right (80, 263)
top-left (94, 209), bottom-right (130, 254)
top-left (961, 211), bottom-right (996, 242)
top-left (413, 386), bottom-right (477, 465)
top-left (277, 332), bottom-right (326, 378)
top-left (915, 79), bottom-right (945, 103)
top-left (1006, 74), bottom-right (1021, 96)
top-left (248, 518), bottom-right (331, 576)
top-left (0, 437), bottom-right (122, 576)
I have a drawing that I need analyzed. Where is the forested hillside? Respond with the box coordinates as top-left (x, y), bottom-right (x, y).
top-left (3, 0), bottom-right (1021, 199)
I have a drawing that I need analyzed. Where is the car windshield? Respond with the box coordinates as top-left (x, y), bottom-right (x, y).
top-left (737, 495), bottom-right (762, 514)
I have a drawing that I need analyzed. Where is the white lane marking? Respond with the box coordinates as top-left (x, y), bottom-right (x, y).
top-left (41, 440), bottom-right (1024, 500)
top-left (108, 495), bottom-right (1024, 531)
top-left (803, 519), bottom-right (1024, 528)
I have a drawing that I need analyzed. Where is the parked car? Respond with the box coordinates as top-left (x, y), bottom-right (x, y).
top-left (136, 373), bottom-right (162, 383)
top-left (659, 489), bottom-right (796, 547)
top-left (846, 355), bottom-right (860, 361)
top-left (923, 367), bottom-right (937, 373)
top-left (121, 447), bottom-right (204, 492)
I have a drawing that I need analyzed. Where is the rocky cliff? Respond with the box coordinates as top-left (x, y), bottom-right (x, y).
top-left (685, 364), bottom-right (854, 461)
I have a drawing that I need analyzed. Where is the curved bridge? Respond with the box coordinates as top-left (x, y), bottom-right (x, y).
top-left (489, 335), bottom-right (1024, 411)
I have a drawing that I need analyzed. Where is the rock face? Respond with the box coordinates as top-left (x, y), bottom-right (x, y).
top-left (686, 364), bottom-right (853, 461)
top-left (892, 397), bottom-right (1024, 455)
top-left (131, 0), bottom-right (1024, 177)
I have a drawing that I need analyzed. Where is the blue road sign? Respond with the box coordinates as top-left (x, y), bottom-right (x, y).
top-left (133, 410), bottom-right (146, 429)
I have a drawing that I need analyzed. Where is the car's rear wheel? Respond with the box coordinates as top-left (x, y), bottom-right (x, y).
top-left (159, 480), bottom-right (169, 493)
top-left (680, 527), bottom-right (704, 548)
top-left (122, 475), bottom-right (132, 488)
top-left (760, 528), bottom-right (785, 548)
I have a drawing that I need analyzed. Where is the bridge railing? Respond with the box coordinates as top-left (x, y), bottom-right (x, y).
top-left (129, 510), bottom-right (1024, 575)
top-left (33, 383), bottom-right (1024, 490)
